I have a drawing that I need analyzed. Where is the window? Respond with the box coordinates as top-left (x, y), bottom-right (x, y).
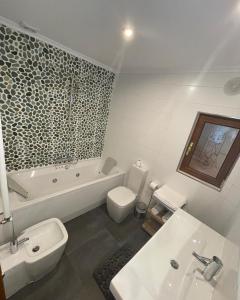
top-left (178, 113), bottom-right (240, 189)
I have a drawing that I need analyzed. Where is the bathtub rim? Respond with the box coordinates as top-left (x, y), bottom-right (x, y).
top-left (4, 170), bottom-right (125, 213)
top-left (8, 157), bottom-right (102, 175)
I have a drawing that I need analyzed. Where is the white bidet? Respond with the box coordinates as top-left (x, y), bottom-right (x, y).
top-left (0, 218), bottom-right (68, 298)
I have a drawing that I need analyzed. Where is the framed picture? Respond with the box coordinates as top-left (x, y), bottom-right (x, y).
top-left (178, 112), bottom-right (240, 189)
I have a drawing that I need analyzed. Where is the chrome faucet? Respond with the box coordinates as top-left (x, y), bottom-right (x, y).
top-left (54, 156), bottom-right (78, 169)
top-left (192, 251), bottom-right (223, 281)
top-left (10, 237), bottom-right (29, 254)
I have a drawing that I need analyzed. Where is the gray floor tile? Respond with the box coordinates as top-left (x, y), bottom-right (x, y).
top-left (124, 226), bottom-right (150, 252)
top-left (76, 278), bottom-right (106, 300)
top-left (104, 211), bottom-right (144, 244)
top-left (9, 255), bottom-right (83, 300)
top-left (65, 207), bottom-right (109, 255)
top-left (68, 228), bottom-right (119, 280)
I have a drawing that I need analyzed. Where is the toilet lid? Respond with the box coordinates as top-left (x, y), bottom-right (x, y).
top-left (108, 186), bottom-right (136, 207)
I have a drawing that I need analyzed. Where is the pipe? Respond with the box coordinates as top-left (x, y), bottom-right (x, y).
top-left (0, 115), bottom-right (11, 219)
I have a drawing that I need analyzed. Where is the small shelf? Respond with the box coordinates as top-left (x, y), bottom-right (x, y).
top-left (142, 219), bottom-right (160, 236)
top-left (142, 196), bottom-right (175, 236)
top-left (147, 208), bottom-right (165, 225)
top-left (142, 208), bottom-right (171, 236)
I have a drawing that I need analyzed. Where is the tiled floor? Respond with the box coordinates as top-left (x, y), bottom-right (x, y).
top-left (10, 204), bottom-right (150, 300)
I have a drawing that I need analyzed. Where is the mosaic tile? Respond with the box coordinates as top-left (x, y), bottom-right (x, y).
top-left (0, 24), bottom-right (115, 171)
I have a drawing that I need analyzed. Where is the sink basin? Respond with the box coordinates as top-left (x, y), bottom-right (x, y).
top-left (110, 209), bottom-right (239, 300)
top-left (0, 218), bottom-right (68, 298)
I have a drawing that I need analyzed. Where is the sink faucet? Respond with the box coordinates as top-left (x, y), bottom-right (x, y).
top-left (10, 237), bottom-right (29, 254)
top-left (192, 251), bottom-right (223, 281)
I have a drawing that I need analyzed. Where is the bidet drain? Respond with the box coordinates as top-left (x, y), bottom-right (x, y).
top-left (32, 245), bottom-right (40, 252)
top-left (170, 259), bottom-right (179, 270)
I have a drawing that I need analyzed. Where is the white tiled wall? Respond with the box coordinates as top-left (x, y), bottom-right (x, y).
top-left (103, 72), bottom-right (240, 238)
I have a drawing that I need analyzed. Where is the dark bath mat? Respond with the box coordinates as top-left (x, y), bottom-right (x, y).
top-left (93, 246), bottom-right (136, 300)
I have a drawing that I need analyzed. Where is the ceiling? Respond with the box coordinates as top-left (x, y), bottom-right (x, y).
top-left (1, 0), bottom-right (240, 73)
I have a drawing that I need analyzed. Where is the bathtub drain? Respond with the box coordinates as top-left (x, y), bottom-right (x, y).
top-left (52, 178), bottom-right (58, 183)
top-left (32, 245), bottom-right (40, 253)
top-left (76, 173), bottom-right (80, 177)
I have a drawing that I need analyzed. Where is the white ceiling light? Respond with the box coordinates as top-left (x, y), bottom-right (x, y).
top-left (236, 2), bottom-right (240, 13)
top-left (122, 27), bottom-right (134, 40)
top-left (189, 86), bottom-right (196, 92)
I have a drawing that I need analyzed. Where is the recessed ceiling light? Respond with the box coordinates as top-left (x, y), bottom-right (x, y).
top-left (189, 86), bottom-right (196, 92)
top-left (236, 2), bottom-right (240, 13)
top-left (122, 27), bottom-right (134, 40)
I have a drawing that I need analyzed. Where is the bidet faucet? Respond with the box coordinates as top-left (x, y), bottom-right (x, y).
top-left (192, 251), bottom-right (223, 281)
top-left (10, 237), bottom-right (29, 254)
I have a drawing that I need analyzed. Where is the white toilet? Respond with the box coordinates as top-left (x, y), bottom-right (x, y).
top-left (107, 162), bottom-right (148, 223)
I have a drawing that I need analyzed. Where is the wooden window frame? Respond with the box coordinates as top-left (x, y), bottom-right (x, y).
top-left (177, 112), bottom-right (240, 190)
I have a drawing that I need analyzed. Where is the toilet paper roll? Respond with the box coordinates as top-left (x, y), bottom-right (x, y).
top-left (149, 181), bottom-right (159, 191)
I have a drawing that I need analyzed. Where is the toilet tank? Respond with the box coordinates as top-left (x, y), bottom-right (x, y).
top-left (127, 163), bottom-right (148, 194)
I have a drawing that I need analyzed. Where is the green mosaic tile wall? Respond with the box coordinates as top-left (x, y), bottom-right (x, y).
top-left (0, 24), bottom-right (115, 171)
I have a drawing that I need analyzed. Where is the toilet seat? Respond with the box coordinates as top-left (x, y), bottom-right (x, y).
top-left (108, 186), bottom-right (136, 207)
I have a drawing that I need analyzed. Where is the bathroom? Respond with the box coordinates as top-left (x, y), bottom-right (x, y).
top-left (0, 0), bottom-right (240, 299)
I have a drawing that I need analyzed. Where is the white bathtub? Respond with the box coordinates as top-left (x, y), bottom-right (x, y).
top-left (0, 159), bottom-right (125, 243)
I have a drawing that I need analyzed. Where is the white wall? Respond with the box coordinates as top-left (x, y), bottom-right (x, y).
top-left (103, 72), bottom-right (240, 237)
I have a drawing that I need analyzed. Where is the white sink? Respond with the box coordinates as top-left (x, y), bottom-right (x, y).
top-left (0, 218), bottom-right (68, 298)
top-left (110, 209), bottom-right (239, 300)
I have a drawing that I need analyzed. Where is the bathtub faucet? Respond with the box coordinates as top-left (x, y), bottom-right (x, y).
top-left (54, 156), bottom-right (78, 169)
top-left (192, 251), bottom-right (223, 281)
